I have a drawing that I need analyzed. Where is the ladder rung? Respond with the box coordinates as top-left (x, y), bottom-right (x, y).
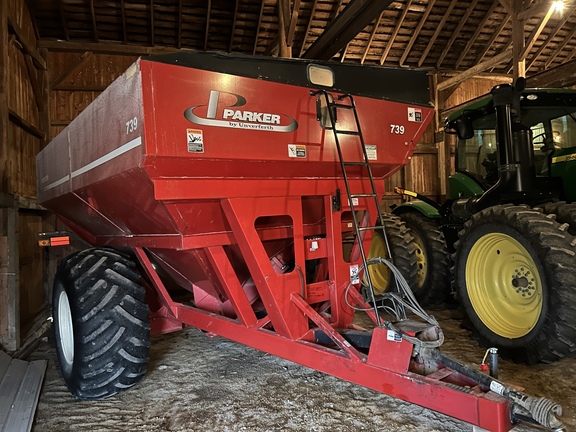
top-left (335, 129), bottom-right (360, 135)
top-left (350, 193), bottom-right (377, 198)
top-left (358, 226), bottom-right (384, 232)
top-left (343, 162), bottom-right (369, 167)
top-left (331, 103), bottom-right (354, 109)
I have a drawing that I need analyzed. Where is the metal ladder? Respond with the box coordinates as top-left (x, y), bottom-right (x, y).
top-left (311, 89), bottom-right (393, 327)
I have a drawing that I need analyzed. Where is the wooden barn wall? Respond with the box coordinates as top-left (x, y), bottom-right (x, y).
top-left (1, 0), bottom-right (52, 351)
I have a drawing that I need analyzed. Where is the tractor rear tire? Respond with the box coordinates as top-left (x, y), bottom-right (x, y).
top-left (53, 247), bottom-right (150, 400)
top-left (398, 212), bottom-right (451, 306)
top-left (366, 213), bottom-right (418, 297)
top-left (454, 204), bottom-right (576, 364)
top-left (536, 201), bottom-right (576, 235)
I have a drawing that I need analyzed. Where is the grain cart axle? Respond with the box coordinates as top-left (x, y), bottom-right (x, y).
top-left (37, 52), bottom-right (563, 431)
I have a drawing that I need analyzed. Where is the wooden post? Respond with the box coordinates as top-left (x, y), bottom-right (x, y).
top-left (512, 0), bottom-right (526, 80)
top-left (0, 204), bottom-right (20, 351)
top-left (0, 0), bottom-right (8, 194)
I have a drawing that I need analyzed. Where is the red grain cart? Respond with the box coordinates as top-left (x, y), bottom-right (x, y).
top-left (37, 52), bottom-right (563, 432)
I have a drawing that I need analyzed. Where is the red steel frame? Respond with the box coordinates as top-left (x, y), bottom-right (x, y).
top-left (134, 193), bottom-right (513, 432)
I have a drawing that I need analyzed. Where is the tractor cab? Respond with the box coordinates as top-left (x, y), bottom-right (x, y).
top-left (446, 87), bottom-right (576, 202)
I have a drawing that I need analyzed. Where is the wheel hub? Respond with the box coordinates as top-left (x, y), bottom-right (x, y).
top-left (465, 232), bottom-right (543, 339)
top-left (57, 290), bottom-right (75, 367)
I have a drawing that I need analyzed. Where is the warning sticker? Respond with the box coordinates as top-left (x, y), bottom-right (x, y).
top-left (187, 129), bottom-right (204, 153)
top-left (288, 144), bottom-right (306, 158)
top-left (350, 264), bottom-right (360, 284)
top-left (387, 330), bottom-right (402, 343)
top-left (365, 145), bottom-right (377, 160)
top-left (408, 107), bottom-right (422, 122)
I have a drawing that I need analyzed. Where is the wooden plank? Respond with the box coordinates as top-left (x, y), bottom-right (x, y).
top-left (8, 109), bottom-right (44, 140)
top-left (437, 0), bottom-right (479, 68)
top-left (252, 0), bottom-right (265, 55)
top-left (361, 10), bottom-right (384, 64)
top-left (204, 0), bottom-right (212, 51)
top-left (380, 0), bottom-right (413, 65)
top-left (399, 0), bottom-right (436, 66)
top-left (418, 0), bottom-right (458, 67)
top-left (49, 52), bottom-right (92, 90)
top-left (298, 0), bottom-right (318, 57)
top-left (3, 360), bottom-right (47, 432)
top-left (0, 208), bottom-right (20, 352)
top-left (0, 0), bottom-right (7, 208)
top-left (455, 1), bottom-right (499, 69)
top-left (39, 40), bottom-right (179, 55)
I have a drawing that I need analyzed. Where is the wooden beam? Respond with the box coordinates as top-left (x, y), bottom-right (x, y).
top-left (50, 51), bottom-right (92, 90)
top-left (40, 40), bottom-right (181, 55)
top-left (527, 57), bottom-right (576, 88)
top-left (512, 0), bottom-right (525, 79)
top-left (455, 1), bottom-right (499, 69)
top-left (277, 0), bottom-right (291, 57)
top-left (253, 0), bottom-right (266, 55)
top-left (520, 6), bottom-right (554, 60)
top-left (150, 0), bottom-right (155, 46)
top-left (518, 1), bottom-right (551, 20)
top-left (121, 0), bottom-right (128, 43)
top-left (361, 10), bottom-right (384, 64)
top-left (89, 0), bottom-right (98, 42)
top-left (475, 15), bottom-right (511, 64)
top-left (287, 0), bottom-right (301, 48)
top-left (204, 0), bottom-right (212, 51)
top-left (39, 48), bottom-right (50, 149)
top-left (177, 0), bottom-right (182, 49)
top-left (499, 0), bottom-right (513, 15)
top-left (399, 0), bottom-right (435, 66)
top-left (302, 0), bottom-right (394, 60)
top-left (340, 41), bottom-right (351, 62)
top-left (545, 16), bottom-right (576, 68)
top-left (298, 0), bottom-right (318, 57)
top-left (418, 0), bottom-right (457, 67)
top-left (526, 8), bottom-right (574, 72)
top-left (8, 109), bottom-right (45, 140)
top-left (437, 0), bottom-right (479, 68)
top-left (59, 0), bottom-right (70, 41)
top-left (0, 211), bottom-right (20, 351)
top-left (24, 56), bottom-right (42, 111)
top-left (6, 16), bottom-right (46, 70)
top-left (380, 0), bottom-right (413, 65)
top-left (438, 48), bottom-right (513, 91)
top-left (229, 0), bottom-right (240, 53)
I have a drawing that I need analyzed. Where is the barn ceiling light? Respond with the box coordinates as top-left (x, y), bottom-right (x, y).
top-left (552, 0), bottom-right (564, 12)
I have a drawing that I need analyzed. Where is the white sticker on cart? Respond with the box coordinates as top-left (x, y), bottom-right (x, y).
top-left (350, 264), bottom-right (360, 284)
top-left (348, 197), bottom-right (359, 207)
top-left (288, 144), bottom-right (306, 158)
top-left (387, 330), bottom-right (402, 343)
top-left (489, 381), bottom-right (505, 396)
top-left (366, 145), bottom-right (377, 160)
top-left (408, 107), bottom-right (422, 122)
top-left (187, 129), bottom-right (204, 153)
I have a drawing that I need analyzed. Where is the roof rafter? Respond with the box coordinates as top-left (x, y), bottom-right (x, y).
top-left (298, 0), bottom-right (318, 57)
top-left (475, 15), bottom-right (510, 64)
top-left (89, 0), bottom-right (98, 42)
top-left (229, 0), bottom-right (239, 53)
top-left (418, 0), bottom-right (458, 67)
top-left (437, 0), bottom-right (479, 68)
top-left (120, 0), bottom-right (127, 43)
top-left (204, 0), bottom-right (212, 51)
top-left (150, 0), bottom-right (155, 46)
top-left (253, 0), bottom-right (266, 55)
top-left (399, 0), bottom-right (436, 66)
top-left (545, 21), bottom-right (576, 67)
top-left (527, 7), bottom-right (576, 71)
top-left (361, 10), bottom-right (384, 64)
top-left (58, 0), bottom-right (69, 41)
top-left (455, 1), bottom-right (500, 69)
top-left (380, 0), bottom-right (413, 65)
top-left (177, 0), bottom-right (182, 49)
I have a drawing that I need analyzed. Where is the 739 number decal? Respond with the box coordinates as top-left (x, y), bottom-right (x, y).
top-left (390, 124), bottom-right (405, 134)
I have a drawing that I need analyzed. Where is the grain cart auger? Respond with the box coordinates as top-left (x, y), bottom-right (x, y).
top-left (36, 52), bottom-right (564, 431)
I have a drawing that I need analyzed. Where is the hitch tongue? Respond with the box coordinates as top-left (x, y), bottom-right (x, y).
top-left (427, 349), bottom-right (564, 430)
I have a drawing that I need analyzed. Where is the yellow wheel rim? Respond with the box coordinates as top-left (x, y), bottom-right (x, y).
top-left (411, 231), bottom-right (427, 290)
top-left (466, 232), bottom-right (542, 339)
top-left (366, 233), bottom-right (389, 296)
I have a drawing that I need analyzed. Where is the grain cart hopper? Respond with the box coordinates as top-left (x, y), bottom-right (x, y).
top-left (37, 52), bottom-right (564, 431)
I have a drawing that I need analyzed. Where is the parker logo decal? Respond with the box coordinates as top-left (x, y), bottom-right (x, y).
top-left (184, 90), bottom-right (298, 132)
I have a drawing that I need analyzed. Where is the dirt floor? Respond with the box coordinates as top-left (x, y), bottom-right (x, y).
top-left (29, 310), bottom-right (576, 432)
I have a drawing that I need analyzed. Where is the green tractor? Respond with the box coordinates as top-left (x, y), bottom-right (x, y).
top-left (388, 79), bottom-right (576, 363)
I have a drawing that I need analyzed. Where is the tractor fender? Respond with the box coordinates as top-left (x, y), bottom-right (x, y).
top-left (391, 200), bottom-right (441, 219)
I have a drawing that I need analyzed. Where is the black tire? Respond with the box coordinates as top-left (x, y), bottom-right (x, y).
top-left (536, 201), bottom-right (576, 235)
top-left (366, 213), bottom-right (418, 297)
top-left (454, 204), bottom-right (576, 364)
top-left (53, 247), bottom-right (151, 400)
top-left (398, 212), bottom-right (451, 306)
